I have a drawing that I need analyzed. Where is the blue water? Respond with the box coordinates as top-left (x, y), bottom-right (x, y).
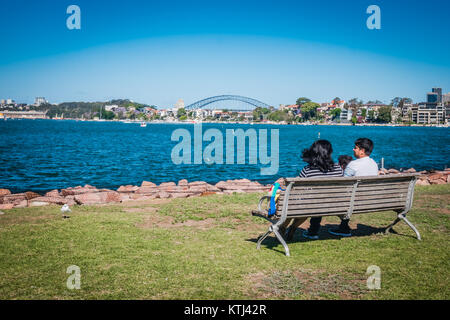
top-left (1, 119), bottom-right (449, 193)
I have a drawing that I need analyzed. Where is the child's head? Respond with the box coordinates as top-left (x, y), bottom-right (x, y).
top-left (338, 155), bottom-right (353, 170)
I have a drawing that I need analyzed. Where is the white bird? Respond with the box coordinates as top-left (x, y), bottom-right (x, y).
top-left (61, 204), bottom-right (71, 218)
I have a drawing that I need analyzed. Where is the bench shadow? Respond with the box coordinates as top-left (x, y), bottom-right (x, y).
top-left (246, 222), bottom-right (417, 250)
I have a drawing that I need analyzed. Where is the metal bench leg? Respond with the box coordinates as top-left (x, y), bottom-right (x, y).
top-left (273, 228), bottom-right (290, 257)
top-left (385, 218), bottom-right (401, 234)
top-left (256, 229), bottom-right (272, 250)
top-left (400, 215), bottom-right (421, 240)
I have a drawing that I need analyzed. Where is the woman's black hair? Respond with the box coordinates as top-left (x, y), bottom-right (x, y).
top-left (301, 140), bottom-right (335, 172)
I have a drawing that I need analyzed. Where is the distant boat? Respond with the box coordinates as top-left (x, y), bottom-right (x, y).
top-left (140, 122), bottom-right (147, 127)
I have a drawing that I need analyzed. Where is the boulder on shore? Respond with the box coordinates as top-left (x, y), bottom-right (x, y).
top-left (0, 189), bottom-right (11, 196)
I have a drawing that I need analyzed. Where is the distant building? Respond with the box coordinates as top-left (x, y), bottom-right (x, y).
top-left (443, 93), bottom-right (450, 104)
top-left (340, 108), bottom-right (352, 122)
top-left (427, 92), bottom-right (439, 103)
top-left (432, 87), bottom-right (442, 103)
top-left (172, 98), bottom-right (185, 114)
top-left (105, 105), bottom-right (118, 112)
top-left (34, 97), bottom-right (47, 106)
top-left (2, 110), bottom-right (48, 119)
top-left (6, 99), bottom-right (15, 105)
top-left (414, 103), bottom-right (445, 124)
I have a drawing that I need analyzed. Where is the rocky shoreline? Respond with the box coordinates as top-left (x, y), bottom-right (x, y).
top-left (0, 169), bottom-right (449, 210)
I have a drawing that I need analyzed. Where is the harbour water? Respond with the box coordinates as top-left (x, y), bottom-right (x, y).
top-left (1, 119), bottom-right (449, 193)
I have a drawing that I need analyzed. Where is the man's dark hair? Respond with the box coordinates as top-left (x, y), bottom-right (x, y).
top-left (302, 140), bottom-right (335, 172)
top-left (355, 138), bottom-right (374, 155)
top-left (338, 155), bottom-right (353, 170)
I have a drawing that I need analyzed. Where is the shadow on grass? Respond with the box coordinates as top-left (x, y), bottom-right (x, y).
top-left (247, 222), bottom-right (419, 254)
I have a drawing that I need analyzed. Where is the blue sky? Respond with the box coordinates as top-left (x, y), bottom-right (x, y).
top-left (0, 0), bottom-right (449, 107)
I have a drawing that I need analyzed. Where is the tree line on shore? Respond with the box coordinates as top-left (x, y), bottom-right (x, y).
top-left (22, 96), bottom-right (420, 124)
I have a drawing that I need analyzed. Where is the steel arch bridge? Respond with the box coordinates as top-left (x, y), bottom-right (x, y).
top-left (185, 95), bottom-right (271, 111)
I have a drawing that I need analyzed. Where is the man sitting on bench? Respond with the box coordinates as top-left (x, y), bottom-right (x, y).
top-left (303, 137), bottom-right (379, 239)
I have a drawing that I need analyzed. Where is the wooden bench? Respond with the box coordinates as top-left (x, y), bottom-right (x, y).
top-left (252, 173), bottom-right (420, 256)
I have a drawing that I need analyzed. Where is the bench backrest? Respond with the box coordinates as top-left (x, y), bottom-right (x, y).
top-left (276, 174), bottom-right (419, 219)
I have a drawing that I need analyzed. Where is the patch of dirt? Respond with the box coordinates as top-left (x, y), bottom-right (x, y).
top-left (136, 213), bottom-right (217, 230)
top-left (123, 207), bottom-right (158, 213)
top-left (245, 269), bottom-right (366, 300)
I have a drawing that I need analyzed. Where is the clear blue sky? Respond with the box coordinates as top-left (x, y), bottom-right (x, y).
top-left (0, 0), bottom-right (449, 107)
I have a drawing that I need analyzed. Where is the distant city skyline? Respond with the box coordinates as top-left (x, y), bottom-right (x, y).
top-left (1, 0), bottom-right (449, 107)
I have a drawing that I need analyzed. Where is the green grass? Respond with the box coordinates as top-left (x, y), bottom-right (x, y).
top-left (0, 185), bottom-right (449, 300)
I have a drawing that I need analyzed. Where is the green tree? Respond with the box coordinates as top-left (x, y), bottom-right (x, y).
top-left (177, 108), bottom-right (186, 118)
top-left (330, 108), bottom-right (341, 120)
top-left (301, 102), bottom-right (320, 121)
top-left (103, 110), bottom-right (115, 120)
top-left (377, 106), bottom-right (392, 123)
top-left (367, 110), bottom-right (375, 122)
top-left (296, 97), bottom-right (311, 105)
top-left (361, 108), bottom-right (367, 119)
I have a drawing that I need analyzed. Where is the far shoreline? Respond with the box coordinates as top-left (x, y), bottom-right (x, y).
top-left (3, 117), bottom-right (449, 128)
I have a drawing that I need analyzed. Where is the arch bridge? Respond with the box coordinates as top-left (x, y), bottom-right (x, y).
top-left (185, 95), bottom-right (271, 111)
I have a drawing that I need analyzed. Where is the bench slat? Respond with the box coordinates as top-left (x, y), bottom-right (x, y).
top-left (279, 198), bottom-right (406, 212)
top-left (284, 202), bottom-right (405, 217)
top-left (278, 196), bottom-right (406, 209)
top-left (286, 184), bottom-right (410, 194)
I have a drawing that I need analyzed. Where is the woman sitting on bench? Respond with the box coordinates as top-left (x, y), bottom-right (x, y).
top-left (280, 139), bottom-right (343, 240)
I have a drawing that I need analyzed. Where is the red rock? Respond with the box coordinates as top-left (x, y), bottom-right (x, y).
top-left (135, 186), bottom-right (159, 194)
top-left (84, 184), bottom-right (96, 189)
top-left (29, 196), bottom-right (69, 205)
top-left (428, 173), bottom-right (443, 181)
top-left (117, 185), bottom-right (139, 193)
top-left (74, 191), bottom-right (120, 205)
top-left (178, 179), bottom-right (188, 186)
top-left (14, 200), bottom-right (28, 208)
top-left (205, 184), bottom-right (221, 192)
top-left (188, 181), bottom-right (207, 187)
top-left (159, 182), bottom-right (176, 187)
top-left (0, 189), bottom-right (11, 196)
top-left (405, 168), bottom-right (416, 173)
top-left (25, 191), bottom-right (41, 200)
top-left (188, 185), bottom-right (208, 193)
top-left (61, 187), bottom-right (99, 196)
top-left (169, 193), bottom-right (190, 198)
top-left (141, 181), bottom-right (157, 187)
top-left (1, 193), bottom-right (27, 205)
top-left (157, 191), bottom-right (170, 199)
top-left (447, 175), bottom-right (450, 184)
top-left (0, 204), bottom-right (15, 210)
top-left (45, 189), bottom-right (60, 197)
top-left (416, 179), bottom-right (430, 186)
top-left (388, 168), bottom-right (400, 174)
top-left (102, 191), bottom-right (121, 203)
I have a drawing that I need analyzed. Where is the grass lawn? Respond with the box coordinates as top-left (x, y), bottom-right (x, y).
top-left (0, 184), bottom-right (448, 300)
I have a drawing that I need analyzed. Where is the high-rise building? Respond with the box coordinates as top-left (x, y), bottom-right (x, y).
top-left (427, 92), bottom-right (438, 103)
top-left (432, 87), bottom-right (442, 103)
